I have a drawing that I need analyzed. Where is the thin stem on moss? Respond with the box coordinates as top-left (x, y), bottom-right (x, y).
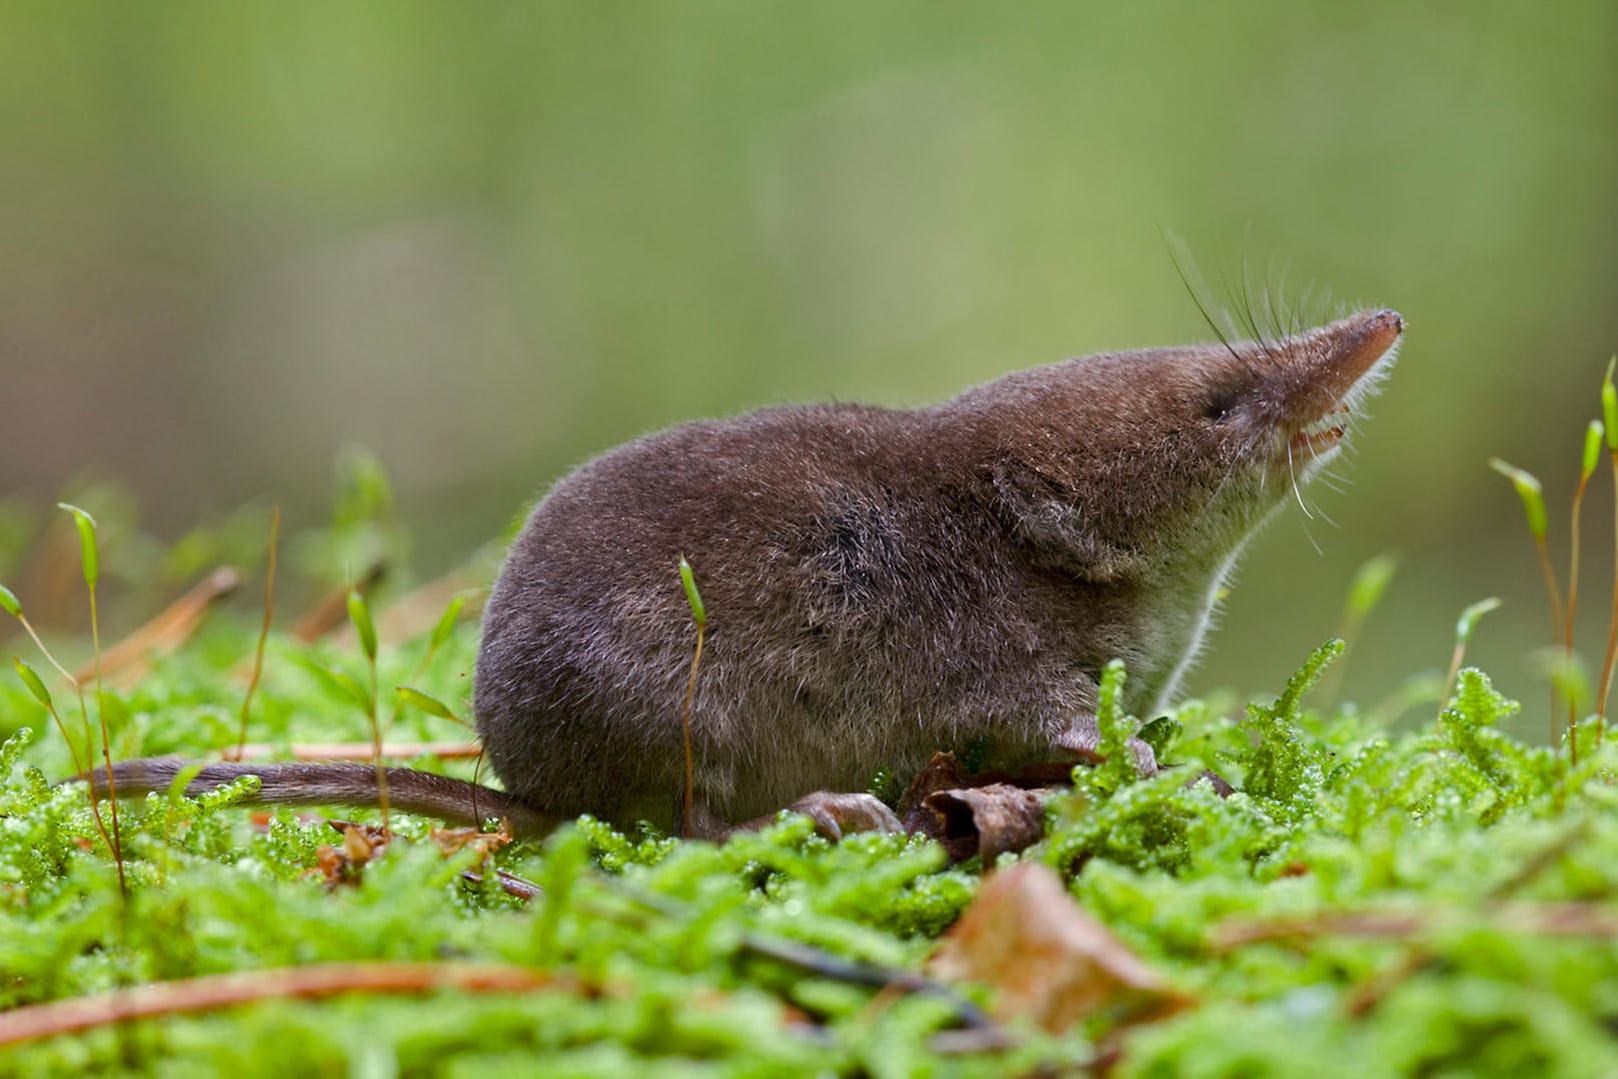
top-left (678, 557), bottom-right (706, 838)
top-left (237, 506), bottom-right (279, 760)
top-left (1598, 452), bottom-right (1618, 746)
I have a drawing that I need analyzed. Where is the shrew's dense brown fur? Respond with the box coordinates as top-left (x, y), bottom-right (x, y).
top-left (95, 310), bottom-right (1403, 838)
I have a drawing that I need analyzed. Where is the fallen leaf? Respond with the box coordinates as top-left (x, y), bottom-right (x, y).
top-left (896, 753), bottom-right (1070, 861)
top-left (287, 559), bottom-right (386, 644)
top-left (319, 567), bottom-right (485, 651)
top-left (76, 567), bottom-right (242, 687)
top-left (930, 862), bottom-right (1192, 1034)
top-left (923, 784), bottom-right (1048, 863)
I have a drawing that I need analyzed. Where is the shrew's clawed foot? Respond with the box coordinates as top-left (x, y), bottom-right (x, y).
top-left (783, 791), bottom-right (903, 840)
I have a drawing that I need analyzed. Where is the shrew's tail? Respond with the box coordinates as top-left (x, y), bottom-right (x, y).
top-left (82, 758), bottom-right (555, 838)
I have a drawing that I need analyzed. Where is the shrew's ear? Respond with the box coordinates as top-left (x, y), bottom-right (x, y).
top-left (1051, 714), bottom-right (1159, 777)
top-left (984, 461), bottom-right (1144, 582)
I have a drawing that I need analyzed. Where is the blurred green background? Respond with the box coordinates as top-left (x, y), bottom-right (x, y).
top-left (3, 2), bottom-right (1617, 731)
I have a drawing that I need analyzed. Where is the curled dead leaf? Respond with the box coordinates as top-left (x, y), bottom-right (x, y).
top-left (897, 752), bottom-right (1068, 861)
top-left (924, 784), bottom-right (1048, 863)
top-left (311, 822), bottom-right (388, 887)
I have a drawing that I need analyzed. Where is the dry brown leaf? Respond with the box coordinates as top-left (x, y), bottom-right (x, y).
top-left (897, 752), bottom-right (1076, 862)
top-left (287, 559), bottom-right (387, 644)
top-left (310, 821), bottom-right (389, 887)
top-left (317, 567), bottom-right (485, 651)
top-left (931, 862), bottom-right (1193, 1034)
top-left (75, 566), bottom-right (243, 687)
top-left (374, 570), bottom-right (483, 643)
top-left (923, 785), bottom-right (1049, 863)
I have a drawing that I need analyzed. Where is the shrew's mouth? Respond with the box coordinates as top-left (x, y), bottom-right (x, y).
top-left (1288, 403), bottom-right (1351, 457)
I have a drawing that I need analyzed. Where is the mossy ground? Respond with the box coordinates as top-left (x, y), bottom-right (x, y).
top-left (4, 600), bottom-right (1617, 1077)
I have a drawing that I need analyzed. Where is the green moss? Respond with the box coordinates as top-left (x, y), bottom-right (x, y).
top-left (7, 523), bottom-right (1618, 1076)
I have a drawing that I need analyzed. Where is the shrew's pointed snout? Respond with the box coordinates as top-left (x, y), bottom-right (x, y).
top-left (1326, 309), bottom-right (1403, 388)
top-left (1288, 308), bottom-right (1404, 412)
top-left (1262, 308), bottom-right (1403, 463)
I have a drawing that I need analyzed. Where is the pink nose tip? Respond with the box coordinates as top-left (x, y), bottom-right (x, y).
top-left (1370, 309), bottom-right (1404, 337)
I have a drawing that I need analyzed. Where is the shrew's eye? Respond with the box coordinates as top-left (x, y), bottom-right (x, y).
top-left (1203, 384), bottom-right (1242, 422)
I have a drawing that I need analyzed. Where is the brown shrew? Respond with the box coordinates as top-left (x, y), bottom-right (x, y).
top-left (92, 309), bottom-right (1403, 840)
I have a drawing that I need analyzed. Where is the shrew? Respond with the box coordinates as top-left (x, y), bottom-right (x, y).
top-left (94, 310), bottom-right (1403, 839)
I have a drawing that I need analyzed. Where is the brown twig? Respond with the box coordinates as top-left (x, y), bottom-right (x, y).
top-left (1345, 951), bottom-right (1430, 1018)
top-left (592, 881), bottom-right (1000, 1032)
top-left (460, 868), bottom-right (545, 901)
top-left (1213, 902), bottom-right (1618, 952)
top-left (0, 963), bottom-right (581, 1048)
top-left (1324, 823), bottom-right (1588, 1016)
top-left (218, 740), bottom-right (482, 762)
top-left (1485, 820), bottom-right (1589, 900)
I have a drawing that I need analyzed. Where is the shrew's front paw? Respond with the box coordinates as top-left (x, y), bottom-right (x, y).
top-left (1051, 717), bottom-right (1159, 777)
top-left (784, 791), bottom-right (903, 840)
